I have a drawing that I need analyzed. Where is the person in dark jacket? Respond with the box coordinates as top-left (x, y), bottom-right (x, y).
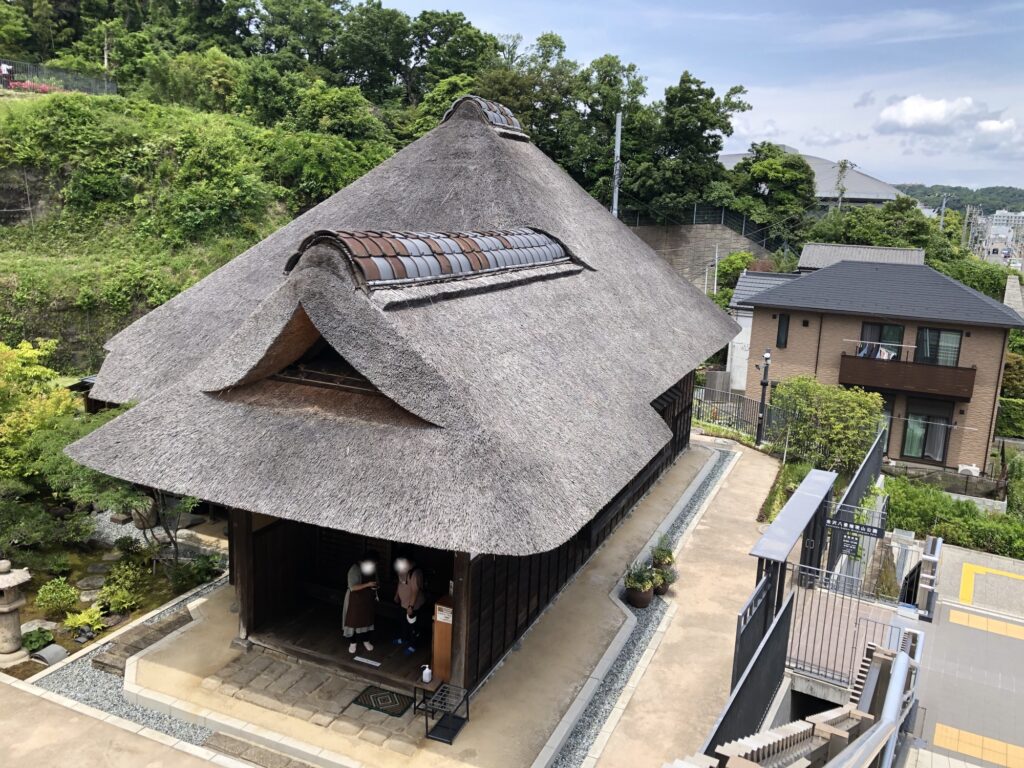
top-left (393, 550), bottom-right (426, 655)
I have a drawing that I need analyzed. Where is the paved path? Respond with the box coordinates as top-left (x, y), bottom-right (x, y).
top-left (0, 681), bottom-right (213, 768)
top-left (937, 545), bottom-right (1024, 619)
top-left (136, 446), bottom-right (717, 768)
top-left (597, 441), bottom-right (780, 768)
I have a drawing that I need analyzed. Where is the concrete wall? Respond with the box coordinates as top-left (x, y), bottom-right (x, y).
top-left (630, 224), bottom-right (772, 289)
top-left (745, 307), bottom-right (1007, 470)
top-left (727, 311), bottom-right (752, 392)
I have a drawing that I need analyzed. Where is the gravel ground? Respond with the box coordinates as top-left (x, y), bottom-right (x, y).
top-left (551, 449), bottom-right (734, 768)
top-left (32, 576), bottom-right (230, 745)
top-left (88, 511), bottom-right (147, 547)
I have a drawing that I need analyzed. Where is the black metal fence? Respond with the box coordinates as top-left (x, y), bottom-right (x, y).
top-left (693, 387), bottom-right (789, 444)
top-left (620, 202), bottom-right (790, 254)
top-left (828, 428), bottom-right (887, 571)
top-left (703, 594), bottom-right (794, 757)
top-left (0, 57), bottom-right (116, 95)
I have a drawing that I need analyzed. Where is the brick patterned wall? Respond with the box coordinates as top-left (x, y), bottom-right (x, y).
top-left (630, 224), bottom-right (772, 289)
top-left (745, 307), bottom-right (1007, 470)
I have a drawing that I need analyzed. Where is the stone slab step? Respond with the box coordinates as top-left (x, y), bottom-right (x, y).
top-left (204, 732), bottom-right (318, 768)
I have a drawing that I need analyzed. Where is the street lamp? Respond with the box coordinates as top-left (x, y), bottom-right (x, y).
top-left (756, 349), bottom-right (772, 444)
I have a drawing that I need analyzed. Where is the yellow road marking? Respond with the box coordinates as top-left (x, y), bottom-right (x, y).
top-left (948, 608), bottom-right (1024, 640)
top-left (933, 724), bottom-right (1024, 767)
top-left (959, 563), bottom-right (1024, 605)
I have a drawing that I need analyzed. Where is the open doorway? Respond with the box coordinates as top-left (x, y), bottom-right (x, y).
top-left (247, 520), bottom-right (454, 690)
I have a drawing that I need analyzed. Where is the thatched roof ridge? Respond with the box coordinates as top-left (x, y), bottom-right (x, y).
top-left (68, 96), bottom-right (738, 556)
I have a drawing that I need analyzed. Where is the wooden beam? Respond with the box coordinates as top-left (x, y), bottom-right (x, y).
top-left (449, 551), bottom-right (472, 689)
top-left (230, 508), bottom-right (255, 640)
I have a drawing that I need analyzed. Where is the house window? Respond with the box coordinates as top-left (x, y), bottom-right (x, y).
top-left (776, 313), bottom-right (790, 348)
top-left (901, 398), bottom-right (953, 463)
top-left (858, 322), bottom-right (904, 361)
top-left (915, 328), bottom-right (962, 367)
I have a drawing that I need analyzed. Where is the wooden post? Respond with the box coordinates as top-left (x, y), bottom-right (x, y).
top-left (449, 551), bottom-right (472, 689)
top-left (230, 508), bottom-right (255, 640)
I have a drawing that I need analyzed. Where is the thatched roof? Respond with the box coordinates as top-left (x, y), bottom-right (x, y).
top-left (67, 97), bottom-right (738, 556)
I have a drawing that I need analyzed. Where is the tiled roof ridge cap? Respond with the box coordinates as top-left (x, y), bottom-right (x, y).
top-left (441, 94), bottom-right (528, 139)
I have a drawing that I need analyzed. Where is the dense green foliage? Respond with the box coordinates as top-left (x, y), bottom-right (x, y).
top-left (885, 475), bottom-right (1024, 558)
top-left (0, 94), bottom-right (391, 368)
top-left (895, 184), bottom-right (1024, 213)
top-left (21, 626), bottom-right (53, 651)
top-left (97, 560), bottom-right (149, 613)
top-left (996, 397), bottom-right (1024, 438)
top-left (0, 340), bottom-right (144, 573)
top-left (807, 197), bottom-right (1015, 300)
top-left (1002, 353), bottom-right (1024, 398)
top-left (770, 376), bottom-right (884, 473)
top-left (34, 575), bottom-right (79, 617)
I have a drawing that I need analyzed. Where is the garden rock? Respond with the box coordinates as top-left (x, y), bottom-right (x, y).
top-left (75, 575), bottom-right (105, 591)
top-left (21, 619), bottom-right (59, 634)
top-left (102, 551), bottom-right (124, 562)
top-left (86, 563), bottom-right (113, 574)
top-left (109, 513), bottom-right (132, 525)
top-left (80, 589), bottom-right (102, 603)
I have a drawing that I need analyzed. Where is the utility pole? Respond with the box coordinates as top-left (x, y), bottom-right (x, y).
top-left (610, 111), bottom-right (622, 219)
top-left (713, 244), bottom-right (720, 293)
top-left (939, 193), bottom-right (948, 231)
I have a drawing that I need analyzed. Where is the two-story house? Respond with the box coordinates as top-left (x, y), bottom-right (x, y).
top-left (744, 260), bottom-right (1024, 472)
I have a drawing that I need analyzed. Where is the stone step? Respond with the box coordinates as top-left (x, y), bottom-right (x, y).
top-left (204, 732), bottom-right (318, 768)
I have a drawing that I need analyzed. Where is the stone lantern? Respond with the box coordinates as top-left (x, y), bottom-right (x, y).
top-left (0, 559), bottom-right (32, 667)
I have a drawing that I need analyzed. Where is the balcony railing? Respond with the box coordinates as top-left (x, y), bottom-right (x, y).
top-left (838, 340), bottom-right (976, 400)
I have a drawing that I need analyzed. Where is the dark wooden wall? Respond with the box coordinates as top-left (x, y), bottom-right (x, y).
top-left (462, 371), bottom-right (695, 691)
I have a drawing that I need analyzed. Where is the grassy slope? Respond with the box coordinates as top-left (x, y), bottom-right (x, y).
top-left (0, 93), bottom-right (389, 371)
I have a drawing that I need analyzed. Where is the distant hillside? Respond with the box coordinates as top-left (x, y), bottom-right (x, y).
top-left (897, 184), bottom-right (1024, 213)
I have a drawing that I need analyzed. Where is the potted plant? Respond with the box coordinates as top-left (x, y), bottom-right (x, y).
top-left (654, 565), bottom-right (678, 595)
top-left (624, 561), bottom-right (655, 608)
top-left (651, 534), bottom-right (674, 568)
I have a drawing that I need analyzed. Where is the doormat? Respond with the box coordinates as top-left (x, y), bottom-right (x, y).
top-left (354, 685), bottom-right (414, 717)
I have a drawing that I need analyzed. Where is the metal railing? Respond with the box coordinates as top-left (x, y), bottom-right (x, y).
top-left (621, 202), bottom-right (790, 253)
top-left (0, 57), bottom-right (116, 95)
top-left (694, 386), bottom-right (790, 444)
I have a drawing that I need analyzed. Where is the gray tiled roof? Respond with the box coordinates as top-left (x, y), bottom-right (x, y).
top-left (729, 270), bottom-right (801, 310)
top-left (720, 150), bottom-right (902, 202)
top-left (798, 243), bottom-right (925, 270)
top-left (747, 261), bottom-right (1024, 328)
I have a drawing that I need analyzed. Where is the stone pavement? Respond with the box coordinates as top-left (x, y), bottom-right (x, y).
top-left (92, 606), bottom-right (192, 676)
top-left (133, 446), bottom-right (716, 767)
top-left (202, 648), bottom-right (422, 755)
top-left (596, 441), bottom-right (780, 768)
top-left (0, 680), bottom-right (215, 768)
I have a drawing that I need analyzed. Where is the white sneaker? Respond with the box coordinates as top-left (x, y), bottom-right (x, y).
top-left (363, 641), bottom-right (374, 652)
top-left (348, 642), bottom-right (357, 654)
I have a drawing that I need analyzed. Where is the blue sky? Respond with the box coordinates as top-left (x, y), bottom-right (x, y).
top-left (389, 0), bottom-right (1024, 188)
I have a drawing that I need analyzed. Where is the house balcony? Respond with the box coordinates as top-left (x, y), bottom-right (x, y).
top-left (838, 344), bottom-right (976, 401)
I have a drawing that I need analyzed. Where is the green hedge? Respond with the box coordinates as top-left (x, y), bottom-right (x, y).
top-left (885, 476), bottom-right (1024, 558)
top-left (996, 397), bottom-right (1024, 438)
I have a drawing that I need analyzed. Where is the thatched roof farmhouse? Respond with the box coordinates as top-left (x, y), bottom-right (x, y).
top-left (67, 96), bottom-right (737, 692)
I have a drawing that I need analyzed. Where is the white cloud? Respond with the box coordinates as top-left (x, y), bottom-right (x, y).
top-left (800, 9), bottom-right (972, 46)
top-left (731, 116), bottom-right (781, 143)
top-left (802, 128), bottom-right (869, 148)
top-left (876, 95), bottom-right (993, 135)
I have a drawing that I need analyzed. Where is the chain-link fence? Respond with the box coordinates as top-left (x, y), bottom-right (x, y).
top-left (0, 57), bottom-right (116, 96)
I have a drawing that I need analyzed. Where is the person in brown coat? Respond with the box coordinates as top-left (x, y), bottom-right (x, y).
top-left (392, 550), bottom-right (426, 655)
top-left (343, 551), bottom-right (378, 654)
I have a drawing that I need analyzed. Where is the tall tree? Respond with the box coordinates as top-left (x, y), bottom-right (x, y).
top-left (729, 141), bottom-right (817, 245)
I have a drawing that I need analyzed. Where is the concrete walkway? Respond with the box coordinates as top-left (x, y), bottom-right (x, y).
top-left (133, 445), bottom-right (718, 767)
top-left (0, 681), bottom-right (214, 768)
top-left (937, 544), bottom-right (1024, 619)
top-left (597, 442), bottom-right (780, 768)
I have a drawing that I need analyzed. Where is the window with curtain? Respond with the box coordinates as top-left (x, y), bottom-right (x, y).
top-left (858, 322), bottom-right (904, 360)
top-left (901, 398), bottom-right (953, 463)
top-left (915, 328), bottom-right (962, 366)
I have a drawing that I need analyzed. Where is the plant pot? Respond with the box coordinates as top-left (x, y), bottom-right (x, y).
top-left (625, 586), bottom-right (654, 608)
top-left (654, 582), bottom-right (670, 596)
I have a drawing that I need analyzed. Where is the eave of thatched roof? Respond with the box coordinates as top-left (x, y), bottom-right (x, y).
top-left (67, 98), bottom-right (739, 556)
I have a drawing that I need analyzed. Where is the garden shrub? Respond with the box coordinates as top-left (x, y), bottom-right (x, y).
top-left (996, 397), bottom-right (1024, 438)
top-left (1002, 353), bottom-right (1024, 398)
top-left (770, 377), bottom-right (884, 474)
top-left (168, 553), bottom-right (222, 593)
top-left (21, 627), bottom-right (53, 652)
top-left (35, 577), bottom-right (80, 618)
top-left (64, 604), bottom-right (105, 633)
top-left (97, 561), bottom-right (149, 614)
top-left (885, 475), bottom-right (1024, 559)
top-left (759, 461), bottom-right (814, 522)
